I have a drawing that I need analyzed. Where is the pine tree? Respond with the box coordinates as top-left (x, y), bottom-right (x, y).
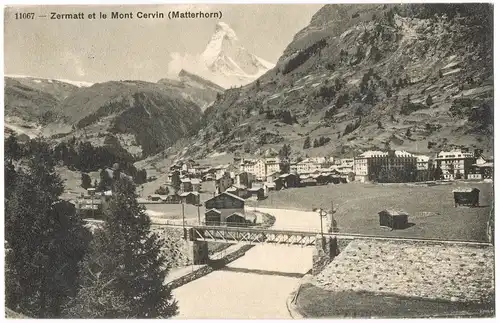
top-left (5, 133), bottom-right (22, 163)
top-left (303, 136), bottom-right (311, 149)
top-left (426, 94), bottom-right (433, 107)
top-left (65, 178), bottom-right (178, 318)
top-left (81, 173), bottom-right (92, 190)
top-left (5, 138), bottom-right (90, 317)
top-left (171, 171), bottom-right (181, 193)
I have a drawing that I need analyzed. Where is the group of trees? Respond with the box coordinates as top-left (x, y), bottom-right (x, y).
top-left (343, 118), bottom-right (362, 136)
top-left (374, 165), bottom-right (444, 183)
top-left (303, 136), bottom-right (331, 149)
top-left (53, 140), bottom-right (148, 185)
top-left (265, 108), bottom-right (298, 125)
top-left (5, 135), bottom-right (178, 318)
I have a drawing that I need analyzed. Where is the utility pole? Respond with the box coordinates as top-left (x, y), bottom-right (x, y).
top-left (319, 210), bottom-right (324, 237)
top-left (197, 203), bottom-right (201, 225)
top-left (313, 207), bottom-right (325, 238)
top-left (182, 202), bottom-right (185, 229)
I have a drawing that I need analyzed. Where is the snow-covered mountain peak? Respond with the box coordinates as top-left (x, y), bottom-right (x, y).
top-left (215, 22), bottom-right (238, 41)
top-left (169, 22), bottom-right (275, 89)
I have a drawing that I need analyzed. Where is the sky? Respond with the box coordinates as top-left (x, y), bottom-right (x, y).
top-left (4, 4), bottom-right (323, 83)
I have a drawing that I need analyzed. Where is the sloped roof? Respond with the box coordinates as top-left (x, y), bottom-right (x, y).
top-left (453, 188), bottom-right (480, 193)
top-left (205, 208), bottom-right (221, 214)
top-left (227, 212), bottom-right (245, 219)
top-left (219, 191), bottom-right (245, 202)
top-left (379, 209), bottom-right (409, 216)
top-left (179, 191), bottom-right (200, 197)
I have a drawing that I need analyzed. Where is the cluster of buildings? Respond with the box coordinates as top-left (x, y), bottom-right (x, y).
top-left (352, 149), bottom-right (493, 183)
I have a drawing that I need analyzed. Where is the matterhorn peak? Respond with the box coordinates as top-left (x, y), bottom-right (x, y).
top-left (174, 21), bottom-right (275, 89)
top-left (214, 22), bottom-right (238, 41)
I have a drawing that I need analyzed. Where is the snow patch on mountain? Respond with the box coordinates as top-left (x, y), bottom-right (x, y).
top-left (167, 22), bottom-right (275, 89)
top-left (5, 74), bottom-right (93, 87)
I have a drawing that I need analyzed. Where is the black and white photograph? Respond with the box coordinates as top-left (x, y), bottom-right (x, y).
top-left (2, 1), bottom-right (495, 319)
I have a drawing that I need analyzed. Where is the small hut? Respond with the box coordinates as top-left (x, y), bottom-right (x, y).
top-left (452, 188), bottom-right (480, 207)
top-left (226, 212), bottom-right (247, 227)
top-left (180, 191), bottom-right (200, 205)
top-left (378, 210), bottom-right (409, 230)
top-left (248, 187), bottom-right (265, 201)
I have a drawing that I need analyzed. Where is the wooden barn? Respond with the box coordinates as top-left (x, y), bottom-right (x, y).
top-left (378, 210), bottom-right (409, 230)
top-left (248, 187), bottom-right (265, 201)
top-left (453, 188), bottom-right (480, 207)
top-left (165, 193), bottom-right (181, 204)
top-left (205, 192), bottom-right (245, 221)
top-left (226, 212), bottom-right (256, 227)
top-left (180, 191), bottom-right (200, 205)
top-left (205, 209), bottom-right (222, 226)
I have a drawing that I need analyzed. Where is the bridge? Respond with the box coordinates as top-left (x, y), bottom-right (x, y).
top-left (189, 225), bottom-right (319, 246)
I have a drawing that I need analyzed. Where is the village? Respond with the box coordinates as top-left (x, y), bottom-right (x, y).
top-left (73, 147), bottom-right (494, 232)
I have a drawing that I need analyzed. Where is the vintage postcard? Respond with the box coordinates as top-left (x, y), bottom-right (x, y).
top-left (3, 2), bottom-right (495, 319)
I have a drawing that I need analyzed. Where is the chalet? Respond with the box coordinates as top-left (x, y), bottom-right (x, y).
top-left (226, 212), bottom-right (247, 226)
top-left (248, 187), bottom-right (265, 201)
top-left (205, 208), bottom-right (222, 225)
top-left (472, 154), bottom-right (493, 179)
top-left (148, 194), bottom-right (162, 202)
top-left (167, 192), bottom-right (182, 204)
top-left (226, 184), bottom-right (248, 199)
top-left (235, 171), bottom-right (256, 187)
top-left (226, 212), bottom-right (257, 227)
top-left (277, 173), bottom-right (300, 188)
top-left (266, 171), bottom-right (281, 183)
top-left (180, 178), bottom-right (193, 192)
top-left (179, 191), bottom-right (200, 205)
top-left (299, 175), bottom-right (318, 187)
top-left (203, 173), bottom-right (215, 181)
top-left (265, 182), bottom-right (276, 191)
top-left (215, 171), bottom-right (233, 194)
top-left (191, 178), bottom-right (202, 192)
top-left (204, 192), bottom-right (245, 222)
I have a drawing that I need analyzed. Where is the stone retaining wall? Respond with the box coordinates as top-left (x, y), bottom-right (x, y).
top-left (166, 244), bottom-right (255, 289)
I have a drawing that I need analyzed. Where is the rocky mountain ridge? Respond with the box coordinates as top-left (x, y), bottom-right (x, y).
top-left (175, 3), bottom-right (493, 161)
top-left (4, 74), bottom-right (211, 158)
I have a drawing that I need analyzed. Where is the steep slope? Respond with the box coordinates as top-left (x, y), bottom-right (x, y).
top-left (181, 3), bottom-right (493, 160)
top-left (4, 76), bottom-right (80, 123)
top-left (179, 22), bottom-right (275, 88)
top-left (53, 80), bottom-right (203, 158)
top-left (158, 69), bottom-right (224, 111)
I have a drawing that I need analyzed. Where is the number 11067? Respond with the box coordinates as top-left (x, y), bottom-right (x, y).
top-left (15, 12), bottom-right (35, 19)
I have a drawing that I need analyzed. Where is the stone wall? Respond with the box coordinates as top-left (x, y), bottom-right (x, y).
top-left (312, 235), bottom-right (339, 275)
top-left (153, 226), bottom-right (194, 267)
top-left (166, 244), bottom-right (254, 289)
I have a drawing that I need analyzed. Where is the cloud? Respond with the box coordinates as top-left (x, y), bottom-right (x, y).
top-left (167, 51), bottom-right (210, 79)
top-left (62, 51), bottom-right (86, 78)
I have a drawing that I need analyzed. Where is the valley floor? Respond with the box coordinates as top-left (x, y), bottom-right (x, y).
top-left (251, 181), bottom-right (494, 242)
